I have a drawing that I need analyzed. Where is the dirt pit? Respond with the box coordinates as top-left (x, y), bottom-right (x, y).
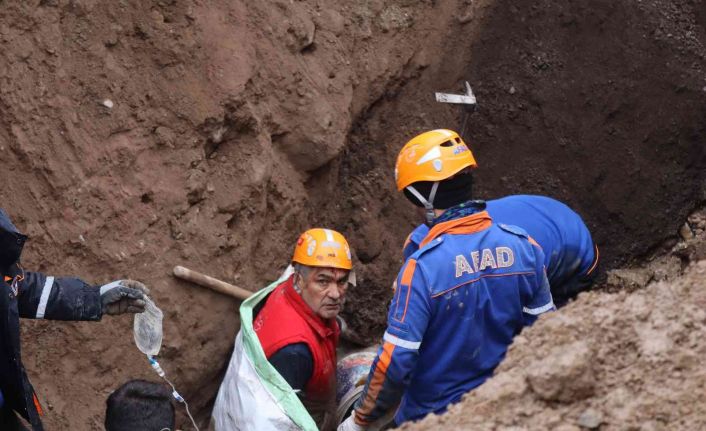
top-left (0, 0), bottom-right (705, 429)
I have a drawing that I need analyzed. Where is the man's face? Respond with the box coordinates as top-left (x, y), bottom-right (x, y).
top-left (296, 267), bottom-right (349, 320)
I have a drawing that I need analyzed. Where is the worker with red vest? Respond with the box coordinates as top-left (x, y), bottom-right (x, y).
top-left (254, 228), bottom-right (353, 430)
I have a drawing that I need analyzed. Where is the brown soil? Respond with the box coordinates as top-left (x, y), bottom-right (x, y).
top-left (1, 0), bottom-right (706, 429)
top-left (1, 0), bottom-right (485, 428)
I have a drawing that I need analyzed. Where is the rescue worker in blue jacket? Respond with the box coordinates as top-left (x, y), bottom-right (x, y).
top-left (403, 194), bottom-right (599, 307)
top-left (338, 129), bottom-right (555, 429)
top-left (0, 209), bottom-right (149, 431)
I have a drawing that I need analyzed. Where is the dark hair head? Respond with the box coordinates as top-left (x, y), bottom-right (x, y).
top-left (0, 208), bottom-right (27, 270)
top-left (403, 172), bottom-right (473, 210)
top-left (105, 380), bottom-right (175, 431)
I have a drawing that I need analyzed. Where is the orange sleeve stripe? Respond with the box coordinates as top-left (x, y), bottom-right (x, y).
top-left (402, 233), bottom-right (413, 251)
top-left (393, 260), bottom-right (417, 318)
top-left (400, 283), bottom-right (412, 322)
top-left (400, 259), bottom-right (416, 285)
top-left (393, 279), bottom-right (402, 317)
top-left (33, 393), bottom-right (43, 416)
top-left (527, 235), bottom-right (540, 248)
top-left (356, 341), bottom-right (396, 421)
top-left (585, 243), bottom-right (600, 275)
top-left (397, 260), bottom-right (417, 322)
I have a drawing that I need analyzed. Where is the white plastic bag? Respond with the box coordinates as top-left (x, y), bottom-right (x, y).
top-left (134, 296), bottom-right (163, 356)
top-left (212, 265), bottom-right (317, 431)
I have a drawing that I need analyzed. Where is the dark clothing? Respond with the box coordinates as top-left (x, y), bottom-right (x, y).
top-left (552, 257), bottom-right (599, 306)
top-left (0, 404), bottom-right (29, 431)
top-left (269, 343), bottom-right (314, 393)
top-left (0, 209), bottom-right (103, 431)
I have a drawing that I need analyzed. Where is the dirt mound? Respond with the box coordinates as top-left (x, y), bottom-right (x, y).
top-left (405, 219), bottom-right (706, 430)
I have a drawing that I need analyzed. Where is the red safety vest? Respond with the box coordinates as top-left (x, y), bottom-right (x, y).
top-left (255, 275), bottom-right (339, 412)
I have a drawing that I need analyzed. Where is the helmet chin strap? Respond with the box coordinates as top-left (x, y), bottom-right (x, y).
top-left (406, 182), bottom-right (439, 226)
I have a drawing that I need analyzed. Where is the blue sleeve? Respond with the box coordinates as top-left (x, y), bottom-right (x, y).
top-left (522, 240), bottom-right (555, 326)
top-left (402, 240), bottom-right (418, 262)
top-left (402, 225), bottom-right (428, 261)
top-left (353, 258), bottom-right (431, 425)
top-left (268, 343), bottom-right (313, 393)
top-left (17, 271), bottom-right (103, 321)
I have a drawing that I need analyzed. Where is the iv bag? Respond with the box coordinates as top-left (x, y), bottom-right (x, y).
top-left (134, 296), bottom-right (163, 356)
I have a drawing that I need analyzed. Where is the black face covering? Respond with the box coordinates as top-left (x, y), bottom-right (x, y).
top-left (0, 209), bottom-right (27, 272)
top-left (403, 173), bottom-right (473, 210)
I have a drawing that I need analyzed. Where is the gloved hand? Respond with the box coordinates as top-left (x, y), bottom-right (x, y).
top-left (338, 414), bottom-right (365, 431)
top-left (100, 279), bottom-right (149, 315)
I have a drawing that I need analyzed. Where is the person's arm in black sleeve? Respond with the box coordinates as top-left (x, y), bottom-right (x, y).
top-left (16, 270), bottom-right (103, 321)
top-left (268, 343), bottom-right (313, 393)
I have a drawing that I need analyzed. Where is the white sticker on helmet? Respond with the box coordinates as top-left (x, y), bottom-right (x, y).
top-left (324, 229), bottom-right (335, 242)
top-left (416, 147), bottom-right (442, 165)
top-left (433, 159), bottom-right (443, 172)
top-left (307, 240), bottom-right (317, 256)
top-left (322, 229), bottom-right (341, 249)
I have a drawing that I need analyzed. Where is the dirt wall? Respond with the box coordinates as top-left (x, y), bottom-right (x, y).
top-left (0, 0), bottom-right (481, 428)
top-left (1, 0), bottom-right (706, 429)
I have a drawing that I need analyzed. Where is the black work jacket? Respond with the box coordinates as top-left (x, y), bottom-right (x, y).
top-left (0, 209), bottom-right (102, 430)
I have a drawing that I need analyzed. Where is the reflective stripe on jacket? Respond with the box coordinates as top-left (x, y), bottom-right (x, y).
top-left (356, 210), bottom-right (554, 425)
top-left (1, 209), bottom-right (102, 430)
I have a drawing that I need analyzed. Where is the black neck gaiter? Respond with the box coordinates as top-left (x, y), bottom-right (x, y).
top-left (403, 173), bottom-right (473, 210)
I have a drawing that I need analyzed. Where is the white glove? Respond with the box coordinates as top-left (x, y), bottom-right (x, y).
top-left (338, 414), bottom-right (365, 431)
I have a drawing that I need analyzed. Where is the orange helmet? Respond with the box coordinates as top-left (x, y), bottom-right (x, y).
top-left (395, 129), bottom-right (477, 224)
top-left (395, 129), bottom-right (477, 191)
top-left (292, 228), bottom-right (352, 270)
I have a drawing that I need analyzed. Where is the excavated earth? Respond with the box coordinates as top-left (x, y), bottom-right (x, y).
top-left (0, 0), bottom-right (705, 429)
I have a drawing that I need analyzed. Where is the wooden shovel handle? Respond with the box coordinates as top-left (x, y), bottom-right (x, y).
top-left (172, 265), bottom-right (252, 301)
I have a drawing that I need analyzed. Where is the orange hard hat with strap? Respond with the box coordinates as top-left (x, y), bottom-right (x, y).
top-left (394, 129), bottom-right (477, 224)
top-left (292, 228), bottom-right (353, 270)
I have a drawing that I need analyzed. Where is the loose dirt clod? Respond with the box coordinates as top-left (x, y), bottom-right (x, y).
top-left (576, 409), bottom-right (603, 429)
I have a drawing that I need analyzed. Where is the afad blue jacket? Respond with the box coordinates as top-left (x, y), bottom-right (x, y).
top-left (404, 195), bottom-right (598, 290)
top-left (353, 209), bottom-right (554, 425)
